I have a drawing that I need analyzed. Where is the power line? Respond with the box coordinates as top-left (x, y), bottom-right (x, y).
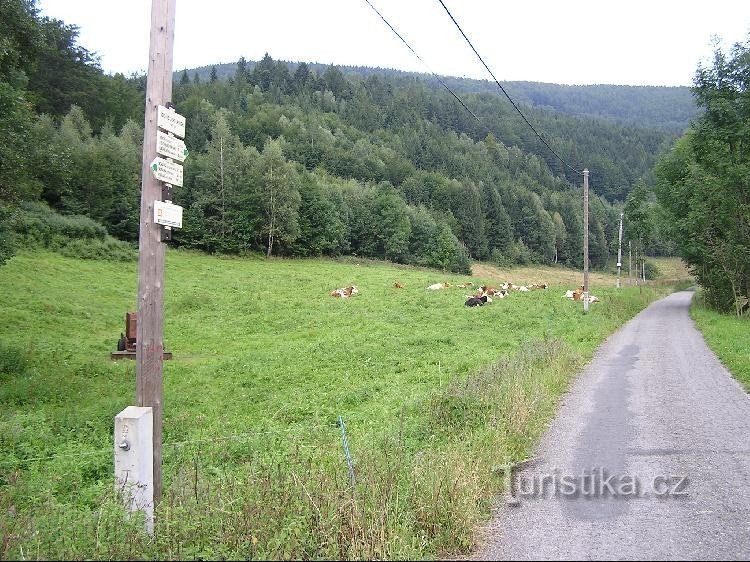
top-left (362, 0), bottom-right (485, 128)
top-left (436, 0), bottom-right (583, 175)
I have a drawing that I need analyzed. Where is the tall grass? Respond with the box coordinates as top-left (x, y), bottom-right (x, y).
top-left (0, 250), bottom-right (679, 559)
top-left (1, 340), bottom-right (585, 560)
top-left (691, 293), bottom-right (750, 390)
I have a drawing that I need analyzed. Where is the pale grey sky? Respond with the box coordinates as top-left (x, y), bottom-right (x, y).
top-left (37, 0), bottom-right (750, 86)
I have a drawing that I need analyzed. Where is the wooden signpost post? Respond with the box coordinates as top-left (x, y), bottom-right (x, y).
top-left (116, 1), bottom-right (185, 526)
top-left (134, 0), bottom-right (181, 502)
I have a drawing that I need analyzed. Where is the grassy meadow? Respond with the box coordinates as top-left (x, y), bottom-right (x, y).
top-left (691, 295), bottom-right (750, 391)
top-left (0, 250), bottom-right (686, 559)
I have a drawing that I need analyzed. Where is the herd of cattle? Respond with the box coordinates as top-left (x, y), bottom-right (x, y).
top-left (329, 281), bottom-right (599, 306)
top-left (429, 281), bottom-right (552, 307)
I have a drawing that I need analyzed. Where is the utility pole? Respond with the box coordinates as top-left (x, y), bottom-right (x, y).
top-left (628, 240), bottom-right (632, 285)
top-left (136, 0), bottom-right (176, 501)
top-left (634, 246), bottom-right (640, 288)
top-left (616, 212), bottom-right (624, 289)
top-left (583, 169), bottom-right (590, 313)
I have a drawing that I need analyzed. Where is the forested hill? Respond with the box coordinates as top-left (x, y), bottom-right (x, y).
top-left (187, 60), bottom-right (697, 133)
top-left (182, 55), bottom-right (680, 202)
top-left (3, 1), bottom-right (678, 274)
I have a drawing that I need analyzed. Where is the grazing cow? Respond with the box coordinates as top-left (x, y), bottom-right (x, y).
top-left (427, 282), bottom-right (451, 290)
top-left (479, 285), bottom-right (502, 296)
top-left (564, 286), bottom-right (599, 303)
top-left (566, 285), bottom-right (584, 300)
top-left (476, 286), bottom-right (507, 298)
top-left (393, 281), bottom-right (404, 289)
top-left (330, 286), bottom-right (359, 298)
top-left (465, 295), bottom-right (488, 307)
top-left (456, 282), bottom-right (474, 289)
top-left (530, 282), bottom-right (549, 290)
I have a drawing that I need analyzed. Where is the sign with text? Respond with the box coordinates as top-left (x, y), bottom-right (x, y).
top-left (156, 131), bottom-right (188, 162)
top-left (157, 105), bottom-right (186, 138)
top-left (154, 201), bottom-right (183, 228)
top-left (150, 157), bottom-right (183, 187)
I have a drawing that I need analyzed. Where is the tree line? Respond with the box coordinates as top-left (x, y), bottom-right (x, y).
top-left (194, 61), bottom-right (698, 134)
top-left (654, 38), bottom-right (750, 315)
top-left (2, 0), bottom-right (679, 274)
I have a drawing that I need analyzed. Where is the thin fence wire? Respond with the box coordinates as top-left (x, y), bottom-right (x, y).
top-left (0, 420), bottom-right (347, 468)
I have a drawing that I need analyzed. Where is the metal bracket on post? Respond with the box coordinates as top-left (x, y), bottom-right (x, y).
top-left (160, 183), bottom-right (173, 242)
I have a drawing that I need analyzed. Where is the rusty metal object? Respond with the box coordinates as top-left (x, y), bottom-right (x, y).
top-left (111, 312), bottom-right (172, 360)
top-left (125, 312), bottom-right (137, 351)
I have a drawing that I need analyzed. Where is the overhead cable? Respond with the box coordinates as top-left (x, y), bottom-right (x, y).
top-left (436, 0), bottom-right (583, 175)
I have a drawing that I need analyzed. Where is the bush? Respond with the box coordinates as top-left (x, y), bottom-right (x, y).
top-left (643, 260), bottom-right (660, 280)
top-left (504, 240), bottom-right (537, 266)
top-left (16, 201), bottom-right (108, 242)
top-left (451, 242), bottom-right (472, 275)
top-left (0, 205), bottom-right (15, 266)
top-left (489, 247), bottom-right (517, 268)
top-left (11, 202), bottom-right (136, 261)
top-left (58, 236), bottom-right (137, 262)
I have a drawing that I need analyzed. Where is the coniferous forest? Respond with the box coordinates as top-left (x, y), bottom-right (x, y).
top-left (0, 0), bottom-right (708, 279)
top-left (2, 3), bottom-right (750, 559)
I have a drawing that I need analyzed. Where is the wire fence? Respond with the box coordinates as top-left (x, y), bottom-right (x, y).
top-left (0, 418), bottom-right (354, 470)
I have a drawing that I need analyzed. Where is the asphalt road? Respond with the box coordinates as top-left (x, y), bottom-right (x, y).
top-left (475, 289), bottom-right (750, 561)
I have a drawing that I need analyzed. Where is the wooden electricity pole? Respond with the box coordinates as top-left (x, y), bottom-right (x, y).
top-left (616, 212), bottom-right (624, 289)
top-left (136, 0), bottom-right (176, 501)
top-left (628, 240), bottom-right (632, 285)
top-left (583, 169), bottom-right (590, 313)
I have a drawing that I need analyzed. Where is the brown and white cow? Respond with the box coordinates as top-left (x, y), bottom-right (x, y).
top-left (330, 286), bottom-right (359, 298)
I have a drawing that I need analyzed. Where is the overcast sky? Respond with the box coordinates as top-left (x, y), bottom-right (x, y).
top-left (37, 0), bottom-right (750, 87)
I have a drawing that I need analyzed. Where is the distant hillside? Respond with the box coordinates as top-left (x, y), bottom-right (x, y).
top-left (180, 60), bottom-right (697, 133)
top-left (3, 1), bottom-right (680, 274)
